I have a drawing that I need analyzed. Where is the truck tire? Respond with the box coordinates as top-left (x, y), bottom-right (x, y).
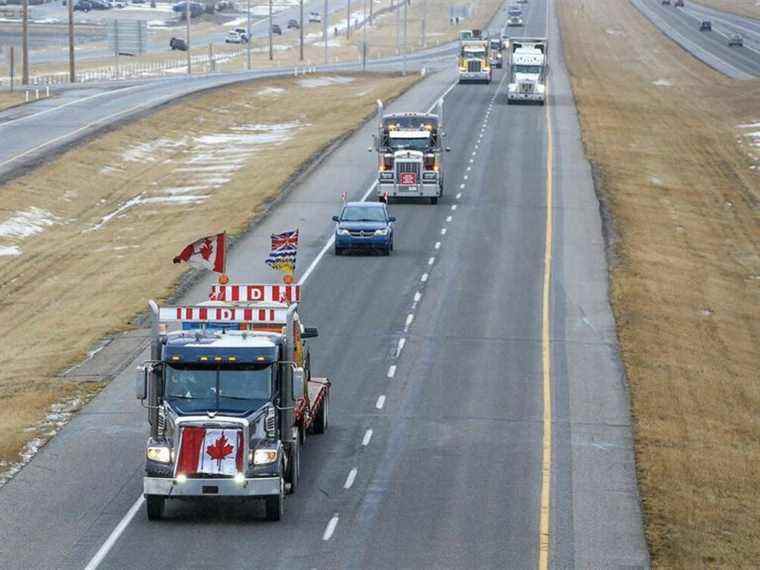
top-left (312, 393), bottom-right (329, 434)
top-left (286, 440), bottom-right (300, 495)
top-left (334, 244), bottom-right (343, 256)
top-left (265, 471), bottom-right (285, 521)
top-left (430, 196), bottom-right (438, 205)
top-left (146, 496), bottom-right (165, 521)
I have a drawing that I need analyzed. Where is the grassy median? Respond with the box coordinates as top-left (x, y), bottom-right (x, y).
top-left (559, 0), bottom-right (760, 566)
top-left (693, 0), bottom-right (760, 19)
top-left (0, 92), bottom-right (26, 112)
top-left (0, 72), bottom-right (419, 474)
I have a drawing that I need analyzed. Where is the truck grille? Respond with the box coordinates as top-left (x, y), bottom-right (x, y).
top-left (520, 82), bottom-right (534, 93)
top-left (467, 60), bottom-right (482, 73)
top-left (395, 161), bottom-right (421, 186)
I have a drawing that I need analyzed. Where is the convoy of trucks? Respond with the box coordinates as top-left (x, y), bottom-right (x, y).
top-left (506, 37), bottom-right (549, 104)
top-left (138, 283), bottom-right (329, 521)
top-left (374, 99), bottom-right (448, 204)
top-left (458, 30), bottom-right (493, 83)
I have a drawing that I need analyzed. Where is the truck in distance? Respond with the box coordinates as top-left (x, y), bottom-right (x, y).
top-left (507, 37), bottom-right (548, 105)
top-left (373, 100), bottom-right (448, 204)
top-left (489, 37), bottom-right (505, 68)
top-left (458, 35), bottom-right (492, 83)
top-left (137, 283), bottom-right (330, 521)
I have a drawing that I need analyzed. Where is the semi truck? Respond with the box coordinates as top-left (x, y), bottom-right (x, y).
top-left (137, 283), bottom-right (330, 521)
top-left (507, 37), bottom-right (548, 104)
top-left (458, 32), bottom-right (492, 83)
top-left (374, 99), bottom-right (448, 204)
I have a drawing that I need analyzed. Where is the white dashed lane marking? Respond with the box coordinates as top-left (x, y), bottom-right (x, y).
top-left (362, 429), bottom-right (373, 446)
top-left (456, 192), bottom-right (462, 199)
top-left (441, 228), bottom-right (447, 235)
top-left (435, 241), bottom-right (441, 250)
top-left (421, 273), bottom-right (429, 283)
top-left (428, 257), bottom-right (435, 265)
top-left (344, 468), bottom-right (358, 490)
top-left (446, 216), bottom-right (452, 223)
top-left (387, 365), bottom-right (396, 379)
top-left (376, 395), bottom-right (386, 410)
top-left (323, 515), bottom-right (340, 541)
top-left (396, 338), bottom-right (406, 357)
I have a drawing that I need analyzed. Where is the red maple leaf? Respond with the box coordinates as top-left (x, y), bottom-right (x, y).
top-left (198, 239), bottom-right (214, 261)
top-left (206, 434), bottom-right (234, 466)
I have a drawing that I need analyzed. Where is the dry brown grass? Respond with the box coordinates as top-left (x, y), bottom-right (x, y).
top-left (0, 92), bottom-right (25, 112)
top-left (558, 0), bottom-right (760, 566)
top-left (692, 0), bottom-right (760, 19)
top-left (0, 72), bottom-right (418, 464)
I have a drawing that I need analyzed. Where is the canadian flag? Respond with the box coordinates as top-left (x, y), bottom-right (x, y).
top-left (176, 427), bottom-right (243, 476)
top-left (173, 233), bottom-right (226, 274)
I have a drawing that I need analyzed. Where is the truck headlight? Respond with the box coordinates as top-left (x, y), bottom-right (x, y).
top-left (379, 171), bottom-right (394, 180)
top-left (253, 449), bottom-right (279, 465)
top-left (374, 228), bottom-right (389, 236)
top-left (423, 172), bottom-right (438, 180)
top-left (147, 445), bottom-right (171, 464)
top-left (337, 228), bottom-right (350, 236)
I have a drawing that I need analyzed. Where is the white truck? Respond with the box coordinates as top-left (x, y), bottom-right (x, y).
top-left (507, 37), bottom-right (548, 105)
top-left (373, 100), bottom-right (448, 204)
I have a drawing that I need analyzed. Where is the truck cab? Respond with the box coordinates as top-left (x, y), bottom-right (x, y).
top-left (374, 100), bottom-right (447, 204)
top-left (507, 37), bottom-right (548, 105)
top-left (138, 283), bottom-right (329, 522)
top-left (489, 38), bottom-right (505, 68)
top-left (458, 39), bottom-right (492, 83)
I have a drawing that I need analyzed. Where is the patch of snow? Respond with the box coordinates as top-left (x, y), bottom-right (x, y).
top-left (653, 79), bottom-right (672, 87)
top-left (256, 87), bottom-right (287, 96)
top-left (0, 245), bottom-right (22, 256)
top-left (297, 76), bottom-right (354, 89)
top-left (122, 138), bottom-right (187, 163)
top-left (737, 122), bottom-right (760, 129)
top-left (650, 176), bottom-right (663, 186)
top-left (606, 28), bottom-right (624, 36)
top-left (0, 208), bottom-right (59, 239)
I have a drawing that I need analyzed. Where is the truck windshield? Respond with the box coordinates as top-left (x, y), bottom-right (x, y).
top-left (165, 364), bottom-right (272, 413)
top-left (388, 137), bottom-right (431, 151)
top-left (513, 65), bottom-right (542, 74)
top-left (341, 205), bottom-right (387, 222)
top-left (464, 49), bottom-right (486, 58)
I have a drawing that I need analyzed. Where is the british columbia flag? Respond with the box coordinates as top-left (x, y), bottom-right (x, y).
top-left (266, 229), bottom-right (299, 275)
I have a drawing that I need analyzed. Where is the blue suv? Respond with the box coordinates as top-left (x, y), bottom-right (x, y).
top-left (333, 202), bottom-right (396, 256)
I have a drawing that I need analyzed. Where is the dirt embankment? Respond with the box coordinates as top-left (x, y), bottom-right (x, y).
top-left (0, 72), bottom-right (418, 474)
top-left (558, 0), bottom-right (760, 566)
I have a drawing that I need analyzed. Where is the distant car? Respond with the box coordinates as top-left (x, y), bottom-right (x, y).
top-left (73, 0), bottom-right (92, 11)
top-left (333, 202), bottom-right (396, 256)
top-left (728, 33), bottom-right (743, 47)
top-left (674, 0), bottom-right (684, 6)
top-left (507, 15), bottom-right (523, 26)
top-left (172, 1), bottom-right (203, 17)
top-left (89, 0), bottom-right (110, 9)
top-left (507, 6), bottom-right (521, 15)
top-left (132, 0), bottom-right (146, 3)
top-left (233, 27), bottom-right (249, 40)
top-left (287, 18), bottom-right (299, 29)
top-left (516, 0), bottom-right (527, 3)
top-left (271, 23), bottom-right (282, 35)
top-left (225, 30), bottom-right (244, 43)
top-left (169, 37), bottom-right (187, 50)
top-left (699, 20), bottom-right (711, 31)
top-left (308, 11), bottom-right (321, 23)
top-left (661, 0), bottom-right (670, 4)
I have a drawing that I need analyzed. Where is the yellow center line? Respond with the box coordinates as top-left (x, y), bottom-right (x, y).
top-left (538, 82), bottom-right (554, 570)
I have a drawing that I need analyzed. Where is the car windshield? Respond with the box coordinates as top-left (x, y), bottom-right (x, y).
top-left (341, 206), bottom-right (387, 222)
top-left (165, 364), bottom-right (272, 413)
top-left (514, 65), bottom-right (542, 74)
top-left (388, 137), bottom-right (431, 151)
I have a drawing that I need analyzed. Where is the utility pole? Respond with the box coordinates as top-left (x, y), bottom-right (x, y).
top-left (323, 0), bottom-right (328, 64)
top-left (185, 0), bottom-right (191, 74)
top-left (402, 0), bottom-right (407, 76)
top-left (268, 0), bottom-right (273, 60)
top-left (68, 0), bottom-right (75, 82)
top-left (422, 0), bottom-right (427, 48)
top-left (369, 0), bottom-right (373, 25)
top-left (299, 0), bottom-right (304, 61)
top-left (346, 0), bottom-right (350, 39)
top-left (395, 0), bottom-right (400, 53)
top-left (246, 0), bottom-right (252, 69)
top-left (361, 0), bottom-right (367, 71)
top-left (21, 0), bottom-right (29, 85)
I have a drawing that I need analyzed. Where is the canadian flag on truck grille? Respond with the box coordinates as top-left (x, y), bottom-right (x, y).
top-left (176, 427), bottom-right (244, 476)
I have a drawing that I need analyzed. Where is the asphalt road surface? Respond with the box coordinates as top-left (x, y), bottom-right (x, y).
top-left (630, 0), bottom-right (760, 78)
top-left (0, 0), bottom-right (649, 568)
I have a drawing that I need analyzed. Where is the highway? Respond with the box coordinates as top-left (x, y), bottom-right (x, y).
top-left (630, 0), bottom-right (760, 78)
top-left (0, 0), bottom-right (649, 568)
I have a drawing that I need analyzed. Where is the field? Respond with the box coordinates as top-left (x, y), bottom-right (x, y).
top-left (693, 0), bottom-right (760, 19)
top-left (558, 0), bottom-right (760, 566)
top-left (0, 72), bottom-right (418, 476)
top-left (0, 92), bottom-right (25, 112)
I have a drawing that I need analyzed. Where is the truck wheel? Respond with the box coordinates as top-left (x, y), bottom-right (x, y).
top-left (287, 440), bottom-right (300, 494)
top-left (146, 496), bottom-right (165, 521)
top-left (312, 393), bottom-right (329, 434)
top-left (265, 472), bottom-right (285, 521)
top-left (430, 196), bottom-right (438, 205)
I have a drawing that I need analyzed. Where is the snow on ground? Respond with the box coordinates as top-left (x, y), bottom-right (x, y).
top-left (737, 122), bottom-right (760, 129)
top-left (653, 79), bottom-right (672, 87)
top-left (0, 208), bottom-right (59, 239)
top-left (0, 246), bottom-right (22, 257)
top-left (256, 86), bottom-right (287, 96)
top-left (92, 121), bottom-right (304, 229)
top-left (298, 76), bottom-right (354, 88)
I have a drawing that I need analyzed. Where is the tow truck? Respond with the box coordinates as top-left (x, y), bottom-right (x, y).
top-left (373, 99), bottom-right (449, 204)
top-left (458, 30), bottom-right (492, 83)
top-left (137, 283), bottom-right (330, 521)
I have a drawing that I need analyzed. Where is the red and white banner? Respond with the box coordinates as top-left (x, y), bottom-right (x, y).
top-left (159, 305), bottom-right (288, 324)
top-left (173, 233), bottom-right (226, 274)
top-left (176, 427), bottom-right (243, 476)
top-left (209, 284), bottom-right (301, 303)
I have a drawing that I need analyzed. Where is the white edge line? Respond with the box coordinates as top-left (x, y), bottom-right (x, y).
top-left (84, 496), bottom-right (145, 570)
top-left (323, 514), bottom-right (340, 541)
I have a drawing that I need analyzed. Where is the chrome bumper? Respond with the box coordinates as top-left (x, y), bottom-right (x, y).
top-left (378, 181), bottom-right (440, 197)
top-left (459, 71), bottom-right (490, 82)
top-left (144, 476), bottom-right (281, 497)
top-left (508, 91), bottom-right (545, 101)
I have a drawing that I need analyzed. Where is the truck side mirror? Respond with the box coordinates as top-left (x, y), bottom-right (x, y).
top-left (388, 216), bottom-right (397, 222)
top-left (293, 367), bottom-right (305, 398)
top-left (445, 147), bottom-right (451, 152)
top-left (136, 366), bottom-right (147, 400)
top-left (302, 327), bottom-right (319, 339)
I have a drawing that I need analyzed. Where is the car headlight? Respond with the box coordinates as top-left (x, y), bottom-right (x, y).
top-left (337, 228), bottom-right (350, 236)
top-left (253, 448), bottom-right (278, 465)
top-left (374, 228), bottom-right (389, 236)
top-left (147, 445), bottom-right (171, 464)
